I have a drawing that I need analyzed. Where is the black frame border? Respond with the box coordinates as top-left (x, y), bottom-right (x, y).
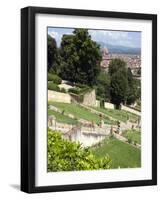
top-left (21, 6), bottom-right (157, 193)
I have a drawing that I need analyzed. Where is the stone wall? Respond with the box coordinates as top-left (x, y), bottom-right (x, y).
top-left (83, 89), bottom-right (96, 107)
top-left (48, 90), bottom-right (71, 103)
top-left (65, 127), bottom-right (109, 147)
top-left (104, 102), bottom-right (115, 109)
top-left (121, 105), bottom-right (141, 116)
top-left (95, 100), bottom-right (100, 107)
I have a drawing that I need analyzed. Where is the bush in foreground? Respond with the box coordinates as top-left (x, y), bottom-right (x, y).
top-left (48, 129), bottom-right (111, 172)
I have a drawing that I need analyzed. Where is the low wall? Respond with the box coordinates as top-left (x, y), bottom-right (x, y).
top-left (83, 89), bottom-right (96, 107)
top-left (48, 90), bottom-right (71, 103)
top-left (95, 100), bottom-right (100, 107)
top-left (104, 102), bottom-right (141, 116)
top-left (104, 102), bottom-right (115, 109)
top-left (121, 105), bottom-right (141, 116)
top-left (67, 128), bottom-right (108, 147)
top-left (63, 125), bottom-right (111, 147)
top-left (73, 131), bottom-right (106, 147)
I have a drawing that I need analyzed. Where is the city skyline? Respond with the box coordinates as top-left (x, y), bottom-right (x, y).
top-left (48, 27), bottom-right (141, 49)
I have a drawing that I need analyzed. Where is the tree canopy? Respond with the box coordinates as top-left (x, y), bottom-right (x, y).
top-left (96, 71), bottom-right (111, 101)
top-left (109, 58), bottom-right (140, 108)
top-left (108, 58), bottom-right (127, 76)
top-left (59, 29), bottom-right (102, 86)
top-left (47, 35), bottom-right (59, 72)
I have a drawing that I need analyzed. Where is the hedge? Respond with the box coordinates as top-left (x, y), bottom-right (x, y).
top-left (48, 83), bottom-right (60, 91)
top-left (48, 73), bottom-right (62, 84)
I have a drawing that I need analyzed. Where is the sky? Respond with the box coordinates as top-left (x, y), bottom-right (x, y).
top-left (48, 27), bottom-right (141, 48)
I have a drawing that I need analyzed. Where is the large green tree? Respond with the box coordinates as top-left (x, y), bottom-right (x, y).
top-left (59, 29), bottom-right (102, 86)
top-left (47, 35), bottom-right (59, 72)
top-left (110, 72), bottom-right (128, 109)
top-left (126, 68), bottom-right (138, 105)
top-left (96, 71), bottom-right (111, 101)
top-left (109, 59), bottom-right (128, 108)
top-left (108, 58), bottom-right (127, 76)
top-left (109, 59), bottom-right (141, 108)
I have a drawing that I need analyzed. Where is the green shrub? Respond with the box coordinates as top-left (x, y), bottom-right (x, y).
top-left (48, 73), bottom-right (62, 84)
top-left (68, 87), bottom-right (80, 94)
top-left (127, 136), bottom-right (132, 144)
top-left (48, 129), bottom-right (112, 172)
top-left (75, 83), bottom-right (90, 89)
top-left (48, 83), bottom-right (60, 91)
top-left (68, 86), bottom-right (91, 95)
top-left (60, 88), bottom-right (67, 93)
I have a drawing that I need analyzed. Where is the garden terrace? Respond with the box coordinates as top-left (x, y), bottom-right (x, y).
top-left (92, 106), bottom-right (139, 123)
top-left (48, 101), bottom-right (116, 125)
top-left (91, 137), bottom-right (141, 168)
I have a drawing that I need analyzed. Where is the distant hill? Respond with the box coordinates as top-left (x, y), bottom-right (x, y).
top-left (98, 42), bottom-right (141, 55)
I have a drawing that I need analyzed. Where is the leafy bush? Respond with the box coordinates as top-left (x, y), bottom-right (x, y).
top-left (75, 83), bottom-right (90, 89)
top-left (68, 86), bottom-right (91, 95)
top-left (60, 88), bottom-right (67, 93)
top-left (127, 136), bottom-right (132, 144)
top-left (68, 87), bottom-right (80, 94)
top-left (48, 129), bottom-right (111, 172)
top-left (48, 83), bottom-right (60, 91)
top-left (48, 73), bottom-right (62, 84)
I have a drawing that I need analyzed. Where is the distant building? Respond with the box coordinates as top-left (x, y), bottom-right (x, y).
top-left (100, 48), bottom-right (111, 71)
top-left (100, 47), bottom-right (141, 77)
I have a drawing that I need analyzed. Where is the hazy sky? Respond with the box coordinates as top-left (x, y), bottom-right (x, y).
top-left (48, 27), bottom-right (141, 48)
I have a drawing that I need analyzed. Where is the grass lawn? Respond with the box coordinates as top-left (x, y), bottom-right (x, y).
top-left (48, 109), bottom-right (78, 125)
top-left (48, 101), bottom-right (116, 125)
top-left (91, 137), bottom-right (141, 169)
top-left (122, 130), bottom-right (141, 144)
top-left (93, 107), bottom-right (139, 123)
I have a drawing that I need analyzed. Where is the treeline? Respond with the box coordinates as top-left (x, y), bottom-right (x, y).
top-left (48, 28), bottom-right (140, 108)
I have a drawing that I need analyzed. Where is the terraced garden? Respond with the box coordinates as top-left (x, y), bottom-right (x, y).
top-left (48, 101), bottom-right (116, 125)
top-left (48, 101), bottom-right (141, 169)
top-left (122, 130), bottom-right (141, 144)
top-left (91, 137), bottom-right (141, 168)
top-left (92, 106), bottom-right (139, 123)
top-left (48, 109), bottom-right (78, 125)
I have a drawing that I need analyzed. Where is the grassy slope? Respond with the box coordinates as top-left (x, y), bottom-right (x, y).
top-left (122, 130), bottom-right (141, 144)
top-left (48, 101), bottom-right (115, 125)
top-left (91, 137), bottom-right (141, 168)
top-left (48, 109), bottom-right (78, 125)
top-left (93, 107), bottom-right (139, 123)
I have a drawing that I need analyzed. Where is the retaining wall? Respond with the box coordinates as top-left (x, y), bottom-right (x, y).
top-left (48, 90), bottom-right (71, 103)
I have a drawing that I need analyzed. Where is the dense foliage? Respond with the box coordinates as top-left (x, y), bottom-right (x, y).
top-left (48, 83), bottom-right (60, 91)
top-left (68, 85), bottom-right (91, 95)
top-left (48, 129), bottom-right (111, 172)
top-left (47, 35), bottom-right (59, 72)
top-left (110, 71), bottom-right (128, 108)
top-left (48, 73), bottom-right (62, 84)
top-left (108, 58), bottom-right (140, 108)
top-left (95, 71), bottom-right (111, 101)
top-left (109, 59), bottom-right (127, 76)
top-left (126, 68), bottom-right (139, 105)
top-left (59, 29), bottom-right (102, 86)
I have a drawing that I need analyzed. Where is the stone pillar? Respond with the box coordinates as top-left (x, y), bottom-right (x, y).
top-left (48, 115), bottom-right (56, 129)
